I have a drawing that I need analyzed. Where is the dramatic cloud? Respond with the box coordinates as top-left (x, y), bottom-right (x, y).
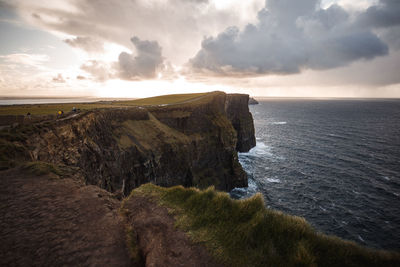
top-left (357, 0), bottom-right (400, 50)
top-left (118, 36), bottom-right (164, 80)
top-left (64, 36), bottom-right (104, 53)
top-left (188, 0), bottom-right (391, 76)
top-left (9, 0), bottom-right (263, 66)
top-left (357, 0), bottom-right (400, 28)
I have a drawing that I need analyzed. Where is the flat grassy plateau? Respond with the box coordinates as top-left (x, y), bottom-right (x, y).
top-left (0, 93), bottom-right (209, 115)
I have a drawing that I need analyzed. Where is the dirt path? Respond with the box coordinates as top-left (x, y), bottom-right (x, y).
top-left (0, 169), bottom-right (222, 267)
top-left (0, 169), bottom-right (132, 266)
top-left (123, 195), bottom-right (223, 267)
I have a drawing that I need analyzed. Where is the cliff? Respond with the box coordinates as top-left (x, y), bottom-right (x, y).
top-left (225, 94), bottom-right (256, 152)
top-left (248, 97), bottom-right (259, 105)
top-left (0, 92), bottom-right (255, 194)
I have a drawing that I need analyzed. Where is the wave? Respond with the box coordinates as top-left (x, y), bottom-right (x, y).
top-left (270, 121), bottom-right (287, 125)
top-left (327, 133), bottom-right (347, 139)
top-left (265, 178), bottom-right (281, 183)
top-left (230, 177), bottom-right (259, 199)
top-left (240, 142), bottom-right (273, 157)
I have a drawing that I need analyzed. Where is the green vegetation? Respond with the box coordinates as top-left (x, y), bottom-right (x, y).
top-left (115, 114), bottom-right (190, 151)
top-left (129, 183), bottom-right (400, 267)
top-left (0, 139), bottom-right (27, 170)
top-left (0, 92), bottom-right (213, 116)
top-left (0, 103), bottom-right (115, 116)
top-left (22, 161), bottom-right (63, 176)
top-left (0, 126), bottom-right (33, 170)
top-left (118, 93), bottom-right (208, 106)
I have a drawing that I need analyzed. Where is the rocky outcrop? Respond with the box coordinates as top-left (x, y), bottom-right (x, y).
top-left (248, 97), bottom-right (259, 105)
top-left (14, 92), bottom-right (255, 194)
top-left (225, 94), bottom-right (256, 152)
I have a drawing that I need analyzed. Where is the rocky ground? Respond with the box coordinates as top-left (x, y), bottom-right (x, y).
top-left (0, 169), bottom-right (220, 266)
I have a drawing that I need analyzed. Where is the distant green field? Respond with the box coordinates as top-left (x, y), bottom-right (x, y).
top-left (0, 92), bottom-right (212, 115)
top-left (0, 103), bottom-right (115, 116)
top-left (117, 92), bottom-right (209, 106)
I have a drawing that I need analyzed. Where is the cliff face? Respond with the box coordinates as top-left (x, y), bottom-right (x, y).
top-left (225, 94), bottom-right (256, 152)
top-left (18, 92), bottom-right (255, 194)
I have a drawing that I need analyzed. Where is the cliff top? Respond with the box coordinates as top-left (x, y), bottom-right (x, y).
top-left (0, 91), bottom-right (226, 116)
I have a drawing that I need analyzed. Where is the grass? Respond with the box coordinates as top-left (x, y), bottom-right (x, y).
top-left (117, 93), bottom-right (209, 106)
top-left (0, 129), bottom-right (30, 170)
top-left (114, 113), bottom-right (190, 151)
top-left (0, 103), bottom-right (117, 116)
top-left (128, 183), bottom-right (400, 267)
top-left (0, 92), bottom-right (214, 116)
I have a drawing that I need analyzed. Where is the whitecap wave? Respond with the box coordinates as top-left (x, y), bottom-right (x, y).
top-left (240, 142), bottom-right (273, 157)
top-left (230, 178), bottom-right (259, 199)
top-left (266, 178), bottom-right (281, 183)
top-left (271, 121), bottom-right (287, 125)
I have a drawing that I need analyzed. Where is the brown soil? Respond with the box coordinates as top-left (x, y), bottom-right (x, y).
top-left (0, 169), bottom-right (222, 267)
top-left (0, 169), bottom-right (131, 267)
top-left (123, 195), bottom-right (224, 267)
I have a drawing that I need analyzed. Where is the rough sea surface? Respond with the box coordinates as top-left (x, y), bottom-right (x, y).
top-left (231, 99), bottom-right (400, 250)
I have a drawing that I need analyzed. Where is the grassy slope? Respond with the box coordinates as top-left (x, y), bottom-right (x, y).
top-left (116, 92), bottom-right (208, 106)
top-left (127, 183), bottom-right (400, 267)
top-left (0, 92), bottom-right (210, 115)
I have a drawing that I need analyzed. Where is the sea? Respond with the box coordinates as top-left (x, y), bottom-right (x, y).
top-left (231, 99), bottom-right (400, 250)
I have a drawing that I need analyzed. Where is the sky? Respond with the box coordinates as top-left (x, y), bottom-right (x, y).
top-left (0, 0), bottom-right (399, 98)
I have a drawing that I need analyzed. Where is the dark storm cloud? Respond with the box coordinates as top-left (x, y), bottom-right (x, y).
top-left (188, 0), bottom-right (391, 76)
top-left (118, 36), bottom-right (164, 80)
top-left (64, 36), bottom-right (104, 53)
top-left (357, 0), bottom-right (400, 28)
top-left (356, 0), bottom-right (400, 50)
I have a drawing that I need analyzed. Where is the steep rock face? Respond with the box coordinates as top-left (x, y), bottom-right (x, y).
top-left (225, 94), bottom-right (256, 152)
top-left (21, 92), bottom-right (254, 194)
top-left (248, 97), bottom-right (259, 105)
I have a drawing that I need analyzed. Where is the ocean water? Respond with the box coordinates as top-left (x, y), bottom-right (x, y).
top-left (231, 99), bottom-right (400, 250)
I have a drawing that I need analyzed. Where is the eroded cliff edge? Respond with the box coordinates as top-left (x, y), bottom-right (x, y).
top-left (225, 94), bottom-right (256, 152)
top-left (2, 91), bottom-right (255, 194)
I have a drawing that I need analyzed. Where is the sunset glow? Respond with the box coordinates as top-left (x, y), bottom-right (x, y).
top-left (0, 0), bottom-right (399, 98)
